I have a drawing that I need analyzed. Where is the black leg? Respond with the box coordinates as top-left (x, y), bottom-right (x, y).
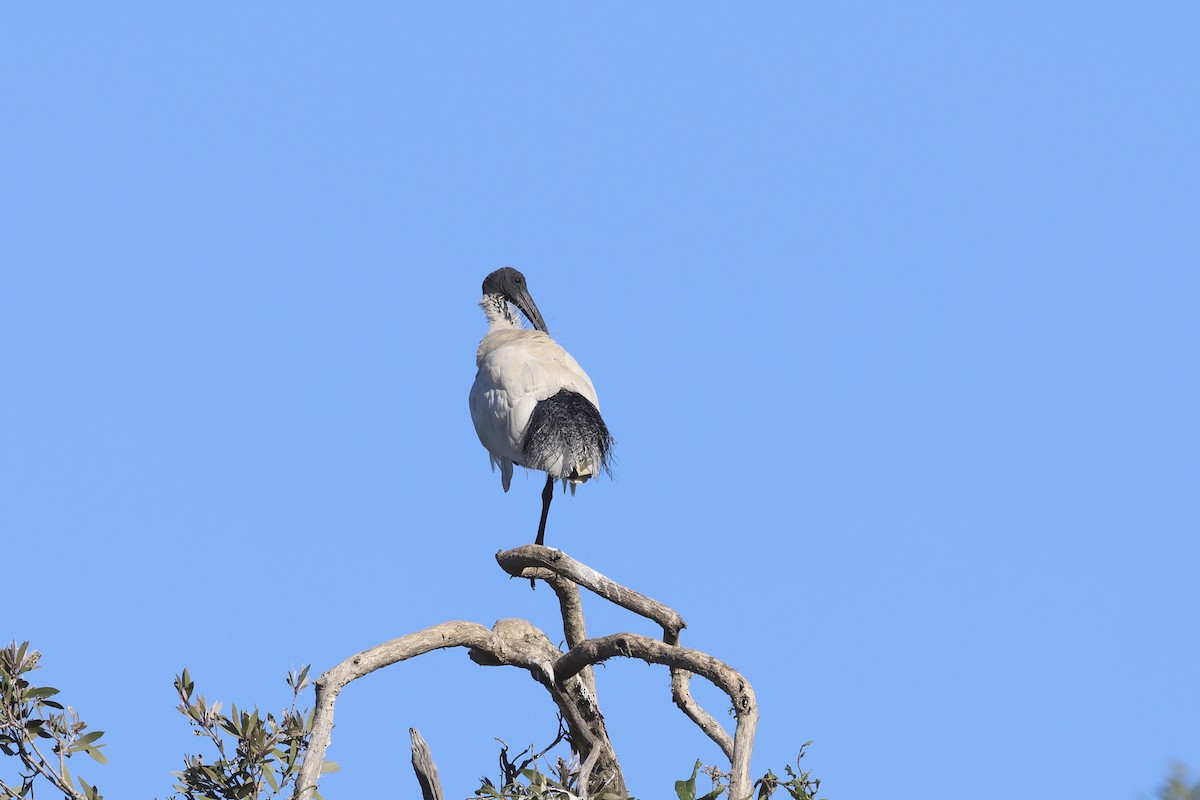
top-left (535, 474), bottom-right (554, 546)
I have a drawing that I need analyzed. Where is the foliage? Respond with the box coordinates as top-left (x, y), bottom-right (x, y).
top-left (0, 640), bottom-right (107, 800)
top-left (674, 760), bottom-right (725, 800)
top-left (673, 742), bottom-right (825, 800)
top-left (165, 665), bottom-right (335, 800)
top-left (472, 729), bottom-right (636, 800)
top-left (751, 742), bottom-right (825, 800)
top-left (473, 733), bottom-right (593, 800)
top-left (1160, 763), bottom-right (1200, 800)
top-left (474, 762), bottom-right (581, 800)
top-left (471, 737), bottom-right (828, 800)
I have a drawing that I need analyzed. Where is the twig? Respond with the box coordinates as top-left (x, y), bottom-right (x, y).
top-left (26, 736), bottom-right (86, 800)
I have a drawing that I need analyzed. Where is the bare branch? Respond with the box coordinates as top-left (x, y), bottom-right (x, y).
top-left (292, 619), bottom-right (625, 800)
top-left (544, 679), bottom-right (603, 798)
top-left (409, 728), bottom-right (445, 800)
top-left (292, 548), bottom-right (759, 800)
top-left (293, 621), bottom-right (495, 800)
top-left (554, 633), bottom-right (758, 800)
top-left (672, 667), bottom-right (734, 760)
top-left (546, 573), bottom-right (588, 650)
top-left (502, 546), bottom-right (734, 762)
top-left (662, 623), bottom-right (735, 761)
top-left (544, 572), bottom-right (597, 700)
top-left (496, 545), bottom-right (686, 637)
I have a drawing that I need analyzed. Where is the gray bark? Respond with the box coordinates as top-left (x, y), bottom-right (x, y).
top-left (409, 728), bottom-right (444, 800)
top-left (292, 546), bottom-right (759, 800)
top-left (500, 545), bottom-right (737, 763)
top-left (496, 545), bottom-right (686, 637)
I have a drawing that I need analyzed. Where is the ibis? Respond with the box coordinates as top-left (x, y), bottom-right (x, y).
top-left (469, 267), bottom-right (613, 546)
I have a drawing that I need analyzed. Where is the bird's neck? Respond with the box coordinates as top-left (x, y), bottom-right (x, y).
top-left (481, 294), bottom-right (522, 330)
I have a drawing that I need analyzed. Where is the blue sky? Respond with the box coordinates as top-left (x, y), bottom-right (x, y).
top-left (2, 3), bottom-right (1198, 799)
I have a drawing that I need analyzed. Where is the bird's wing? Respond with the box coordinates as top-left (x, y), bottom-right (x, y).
top-left (504, 331), bottom-right (601, 408)
top-left (470, 368), bottom-right (518, 491)
top-left (470, 330), bottom-right (602, 485)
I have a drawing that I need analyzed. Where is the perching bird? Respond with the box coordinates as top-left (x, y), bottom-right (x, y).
top-left (469, 267), bottom-right (613, 546)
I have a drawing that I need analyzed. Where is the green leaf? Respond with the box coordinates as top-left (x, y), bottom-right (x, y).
top-left (675, 759), bottom-right (702, 800)
top-left (24, 686), bottom-right (60, 700)
top-left (83, 744), bottom-right (109, 764)
top-left (78, 730), bottom-right (105, 745)
top-left (320, 760), bottom-right (340, 774)
top-left (288, 665), bottom-right (311, 693)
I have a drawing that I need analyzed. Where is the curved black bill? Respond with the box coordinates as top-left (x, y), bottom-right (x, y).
top-left (509, 285), bottom-right (548, 333)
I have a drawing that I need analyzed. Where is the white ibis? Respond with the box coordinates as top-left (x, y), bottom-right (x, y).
top-left (469, 267), bottom-right (613, 546)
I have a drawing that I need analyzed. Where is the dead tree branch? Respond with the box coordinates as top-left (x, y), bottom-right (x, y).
top-left (409, 728), bottom-right (444, 800)
top-left (496, 545), bottom-right (686, 637)
top-left (294, 622), bottom-right (492, 800)
top-left (671, 663), bottom-right (734, 760)
top-left (553, 633), bottom-right (758, 800)
top-left (293, 547), bottom-right (759, 800)
top-left (499, 546), bottom-right (737, 763)
top-left (543, 570), bottom-right (596, 699)
top-left (292, 619), bottom-right (625, 800)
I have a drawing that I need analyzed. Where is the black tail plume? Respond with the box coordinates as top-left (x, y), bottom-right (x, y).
top-left (522, 390), bottom-right (613, 481)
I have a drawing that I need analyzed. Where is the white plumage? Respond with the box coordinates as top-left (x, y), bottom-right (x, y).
top-left (469, 267), bottom-right (612, 546)
top-left (471, 328), bottom-right (602, 489)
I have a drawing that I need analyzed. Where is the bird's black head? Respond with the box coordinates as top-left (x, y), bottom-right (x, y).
top-left (481, 267), bottom-right (548, 332)
top-left (481, 266), bottom-right (526, 298)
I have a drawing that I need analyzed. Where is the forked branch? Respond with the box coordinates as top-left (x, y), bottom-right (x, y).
top-left (292, 619), bottom-right (623, 800)
top-left (292, 548), bottom-right (760, 800)
top-left (499, 545), bottom-right (737, 762)
top-left (554, 632), bottom-right (758, 799)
